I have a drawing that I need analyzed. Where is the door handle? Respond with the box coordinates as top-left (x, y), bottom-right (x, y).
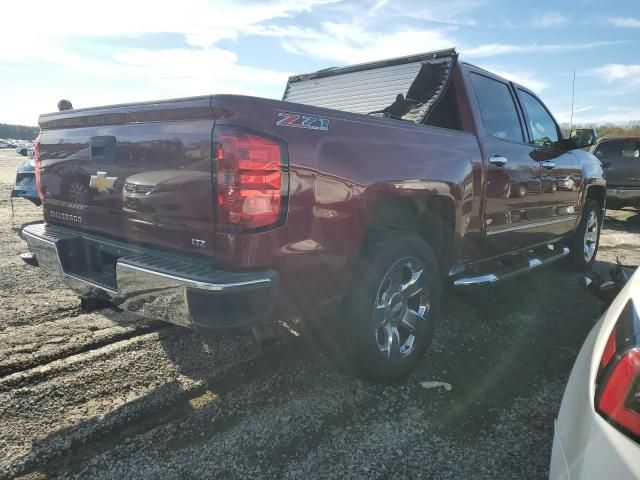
top-left (541, 160), bottom-right (556, 170)
top-left (489, 155), bottom-right (508, 167)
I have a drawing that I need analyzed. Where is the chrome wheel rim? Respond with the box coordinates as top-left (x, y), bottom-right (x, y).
top-left (373, 258), bottom-right (430, 360)
top-left (584, 210), bottom-right (598, 262)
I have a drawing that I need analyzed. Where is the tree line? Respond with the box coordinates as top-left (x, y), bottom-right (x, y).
top-left (563, 122), bottom-right (640, 138)
top-left (0, 123), bottom-right (39, 140)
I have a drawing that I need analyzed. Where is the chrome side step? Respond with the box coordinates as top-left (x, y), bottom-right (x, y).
top-left (452, 246), bottom-right (570, 288)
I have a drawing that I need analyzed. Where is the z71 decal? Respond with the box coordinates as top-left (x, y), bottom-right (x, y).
top-left (276, 112), bottom-right (329, 131)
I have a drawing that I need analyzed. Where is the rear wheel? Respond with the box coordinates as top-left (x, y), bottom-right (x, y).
top-left (345, 234), bottom-right (440, 383)
top-left (515, 183), bottom-right (527, 198)
top-left (568, 199), bottom-right (602, 271)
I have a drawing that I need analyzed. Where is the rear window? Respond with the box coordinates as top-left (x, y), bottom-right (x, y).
top-left (594, 140), bottom-right (640, 159)
top-left (621, 141), bottom-right (640, 158)
top-left (470, 73), bottom-right (524, 143)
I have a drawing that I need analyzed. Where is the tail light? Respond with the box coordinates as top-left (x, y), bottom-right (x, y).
top-left (34, 135), bottom-right (44, 201)
top-left (596, 299), bottom-right (640, 440)
top-left (214, 126), bottom-right (287, 230)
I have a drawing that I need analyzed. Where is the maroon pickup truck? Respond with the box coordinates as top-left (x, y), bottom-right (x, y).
top-left (23, 49), bottom-right (605, 382)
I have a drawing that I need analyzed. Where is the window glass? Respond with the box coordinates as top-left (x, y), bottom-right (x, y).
top-left (470, 73), bottom-right (524, 142)
top-left (621, 141), bottom-right (640, 159)
top-left (518, 90), bottom-right (559, 148)
top-left (594, 140), bottom-right (624, 158)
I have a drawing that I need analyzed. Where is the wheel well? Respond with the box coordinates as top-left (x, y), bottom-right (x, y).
top-left (586, 185), bottom-right (605, 209)
top-left (365, 195), bottom-right (455, 272)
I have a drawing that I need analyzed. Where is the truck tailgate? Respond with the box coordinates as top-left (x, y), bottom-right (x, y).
top-left (38, 96), bottom-right (218, 257)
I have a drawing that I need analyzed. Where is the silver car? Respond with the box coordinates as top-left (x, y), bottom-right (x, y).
top-left (550, 267), bottom-right (640, 479)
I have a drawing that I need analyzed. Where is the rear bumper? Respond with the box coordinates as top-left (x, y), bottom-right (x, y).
top-left (22, 223), bottom-right (278, 330)
top-left (606, 187), bottom-right (640, 205)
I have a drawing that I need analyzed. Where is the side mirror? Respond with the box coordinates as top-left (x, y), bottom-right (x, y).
top-left (569, 128), bottom-right (598, 149)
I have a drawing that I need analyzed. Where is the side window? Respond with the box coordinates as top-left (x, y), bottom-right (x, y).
top-left (470, 73), bottom-right (524, 142)
top-left (594, 140), bottom-right (624, 158)
top-left (518, 90), bottom-right (560, 148)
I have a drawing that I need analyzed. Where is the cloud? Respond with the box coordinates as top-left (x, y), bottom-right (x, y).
top-left (608, 17), bottom-right (640, 28)
top-left (384, 0), bottom-right (482, 26)
top-left (463, 41), bottom-right (622, 58)
top-left (563, 108), bottom-right (640, 125)
top-left (591, 63), bottom-right (640, 92)
top-left (253, 22), bottom-right (456, 64)
top-left (551, 105), bottom-right (595, 124)
top-left (112, 48), bottom-right (289, 96)
top-left (530, 12), bottom-right (567, 28)
top-left (474, 65), bottom-right (548, 92)
top-left (0, 0), bottom-right (339, 54)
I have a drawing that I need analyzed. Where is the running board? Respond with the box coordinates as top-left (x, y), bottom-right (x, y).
top-left (452, 246), bottom-right (570, 288)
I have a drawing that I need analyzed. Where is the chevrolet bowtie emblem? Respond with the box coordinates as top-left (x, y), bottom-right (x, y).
top-left (89, 171), bottom-right (118, 193)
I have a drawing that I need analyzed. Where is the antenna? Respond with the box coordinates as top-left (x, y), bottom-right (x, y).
top-left (569, 69), bottom-right (576, 131)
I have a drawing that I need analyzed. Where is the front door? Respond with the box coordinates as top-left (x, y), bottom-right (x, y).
top-left (515, 87), bottom-right (582, 242)
top-left (467, 70), bottom-right (542, 255)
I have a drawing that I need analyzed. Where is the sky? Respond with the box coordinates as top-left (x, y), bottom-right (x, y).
top-left (1, 0), bottom-right (639, 126)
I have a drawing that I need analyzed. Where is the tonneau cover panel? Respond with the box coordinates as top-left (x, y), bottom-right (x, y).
top-left (282, 48), bottom-right (458, 123)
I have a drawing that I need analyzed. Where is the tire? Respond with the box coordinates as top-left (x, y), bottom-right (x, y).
top-left (515, 183), bottom-right (527, 198)
top-left (568, 199), bottom-right (602, 271)
top-left (345, 233), bottom-right (441, 383)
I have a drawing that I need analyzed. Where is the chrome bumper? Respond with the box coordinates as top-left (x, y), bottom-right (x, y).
top-left (22, 223), bottom-right (278, 329)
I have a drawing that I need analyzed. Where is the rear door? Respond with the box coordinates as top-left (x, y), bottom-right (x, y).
top-left (514, 86), bottom-right (582, 241)
top-left (466, 69), bottom-right (542, 254)
top-left (595, 139), bottom-right (640, 188)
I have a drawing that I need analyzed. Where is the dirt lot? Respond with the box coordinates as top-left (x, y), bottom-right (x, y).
top-left (0, 148), bottom-right (638, 479)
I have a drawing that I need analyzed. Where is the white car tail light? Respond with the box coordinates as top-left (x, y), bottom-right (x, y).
top-left (596, 299), bottom-right (640, 440)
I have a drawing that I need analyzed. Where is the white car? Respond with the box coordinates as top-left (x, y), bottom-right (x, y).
top-left (16, 143), bottom-right (32, 156)
top-left (550, 267), bottom-right (640, 479)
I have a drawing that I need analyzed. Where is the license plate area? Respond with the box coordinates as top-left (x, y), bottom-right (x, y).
top-left (56, 237), bottom-right (123, 290)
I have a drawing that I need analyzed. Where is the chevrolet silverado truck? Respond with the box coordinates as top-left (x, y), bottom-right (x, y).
top-left (22, 49), bottom-right (605, 382)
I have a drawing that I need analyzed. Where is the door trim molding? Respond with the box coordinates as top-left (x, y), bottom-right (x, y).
top-left (486, 215), bottom-right (577, 236)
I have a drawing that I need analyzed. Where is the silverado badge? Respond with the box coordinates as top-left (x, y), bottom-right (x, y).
top-left (89, 171), bottom-right (118, 193)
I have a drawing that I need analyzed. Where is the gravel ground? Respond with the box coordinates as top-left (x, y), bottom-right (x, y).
top-left (0, 148), bottom-right (638, 479)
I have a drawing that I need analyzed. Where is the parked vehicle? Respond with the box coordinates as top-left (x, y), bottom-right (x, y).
top-left (592, 136), bottom-right (640, 210)
top-left (550, 266), bottom-right (640, 479)
top-left (21, 49), bottom-right (605, 381)
top-left (16, 143), bottom-right (32, 156)
top-left (571, 128), bottom-right (598, 151)
top-left (11, 159), bottom-right (41, 206)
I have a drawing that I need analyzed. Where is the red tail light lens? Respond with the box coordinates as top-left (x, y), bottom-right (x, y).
top-left (597, 350), bottom-right (640, 437)
top-left (34, 135), bottom-right (44, 201)
top-left (214, 127), bottom-right (286, 230)
top-left (596, 299), bottom-right (640, 440)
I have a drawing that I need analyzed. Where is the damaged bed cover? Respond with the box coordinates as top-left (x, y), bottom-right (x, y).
top-left (282, 48), bottom-right (458, 122)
